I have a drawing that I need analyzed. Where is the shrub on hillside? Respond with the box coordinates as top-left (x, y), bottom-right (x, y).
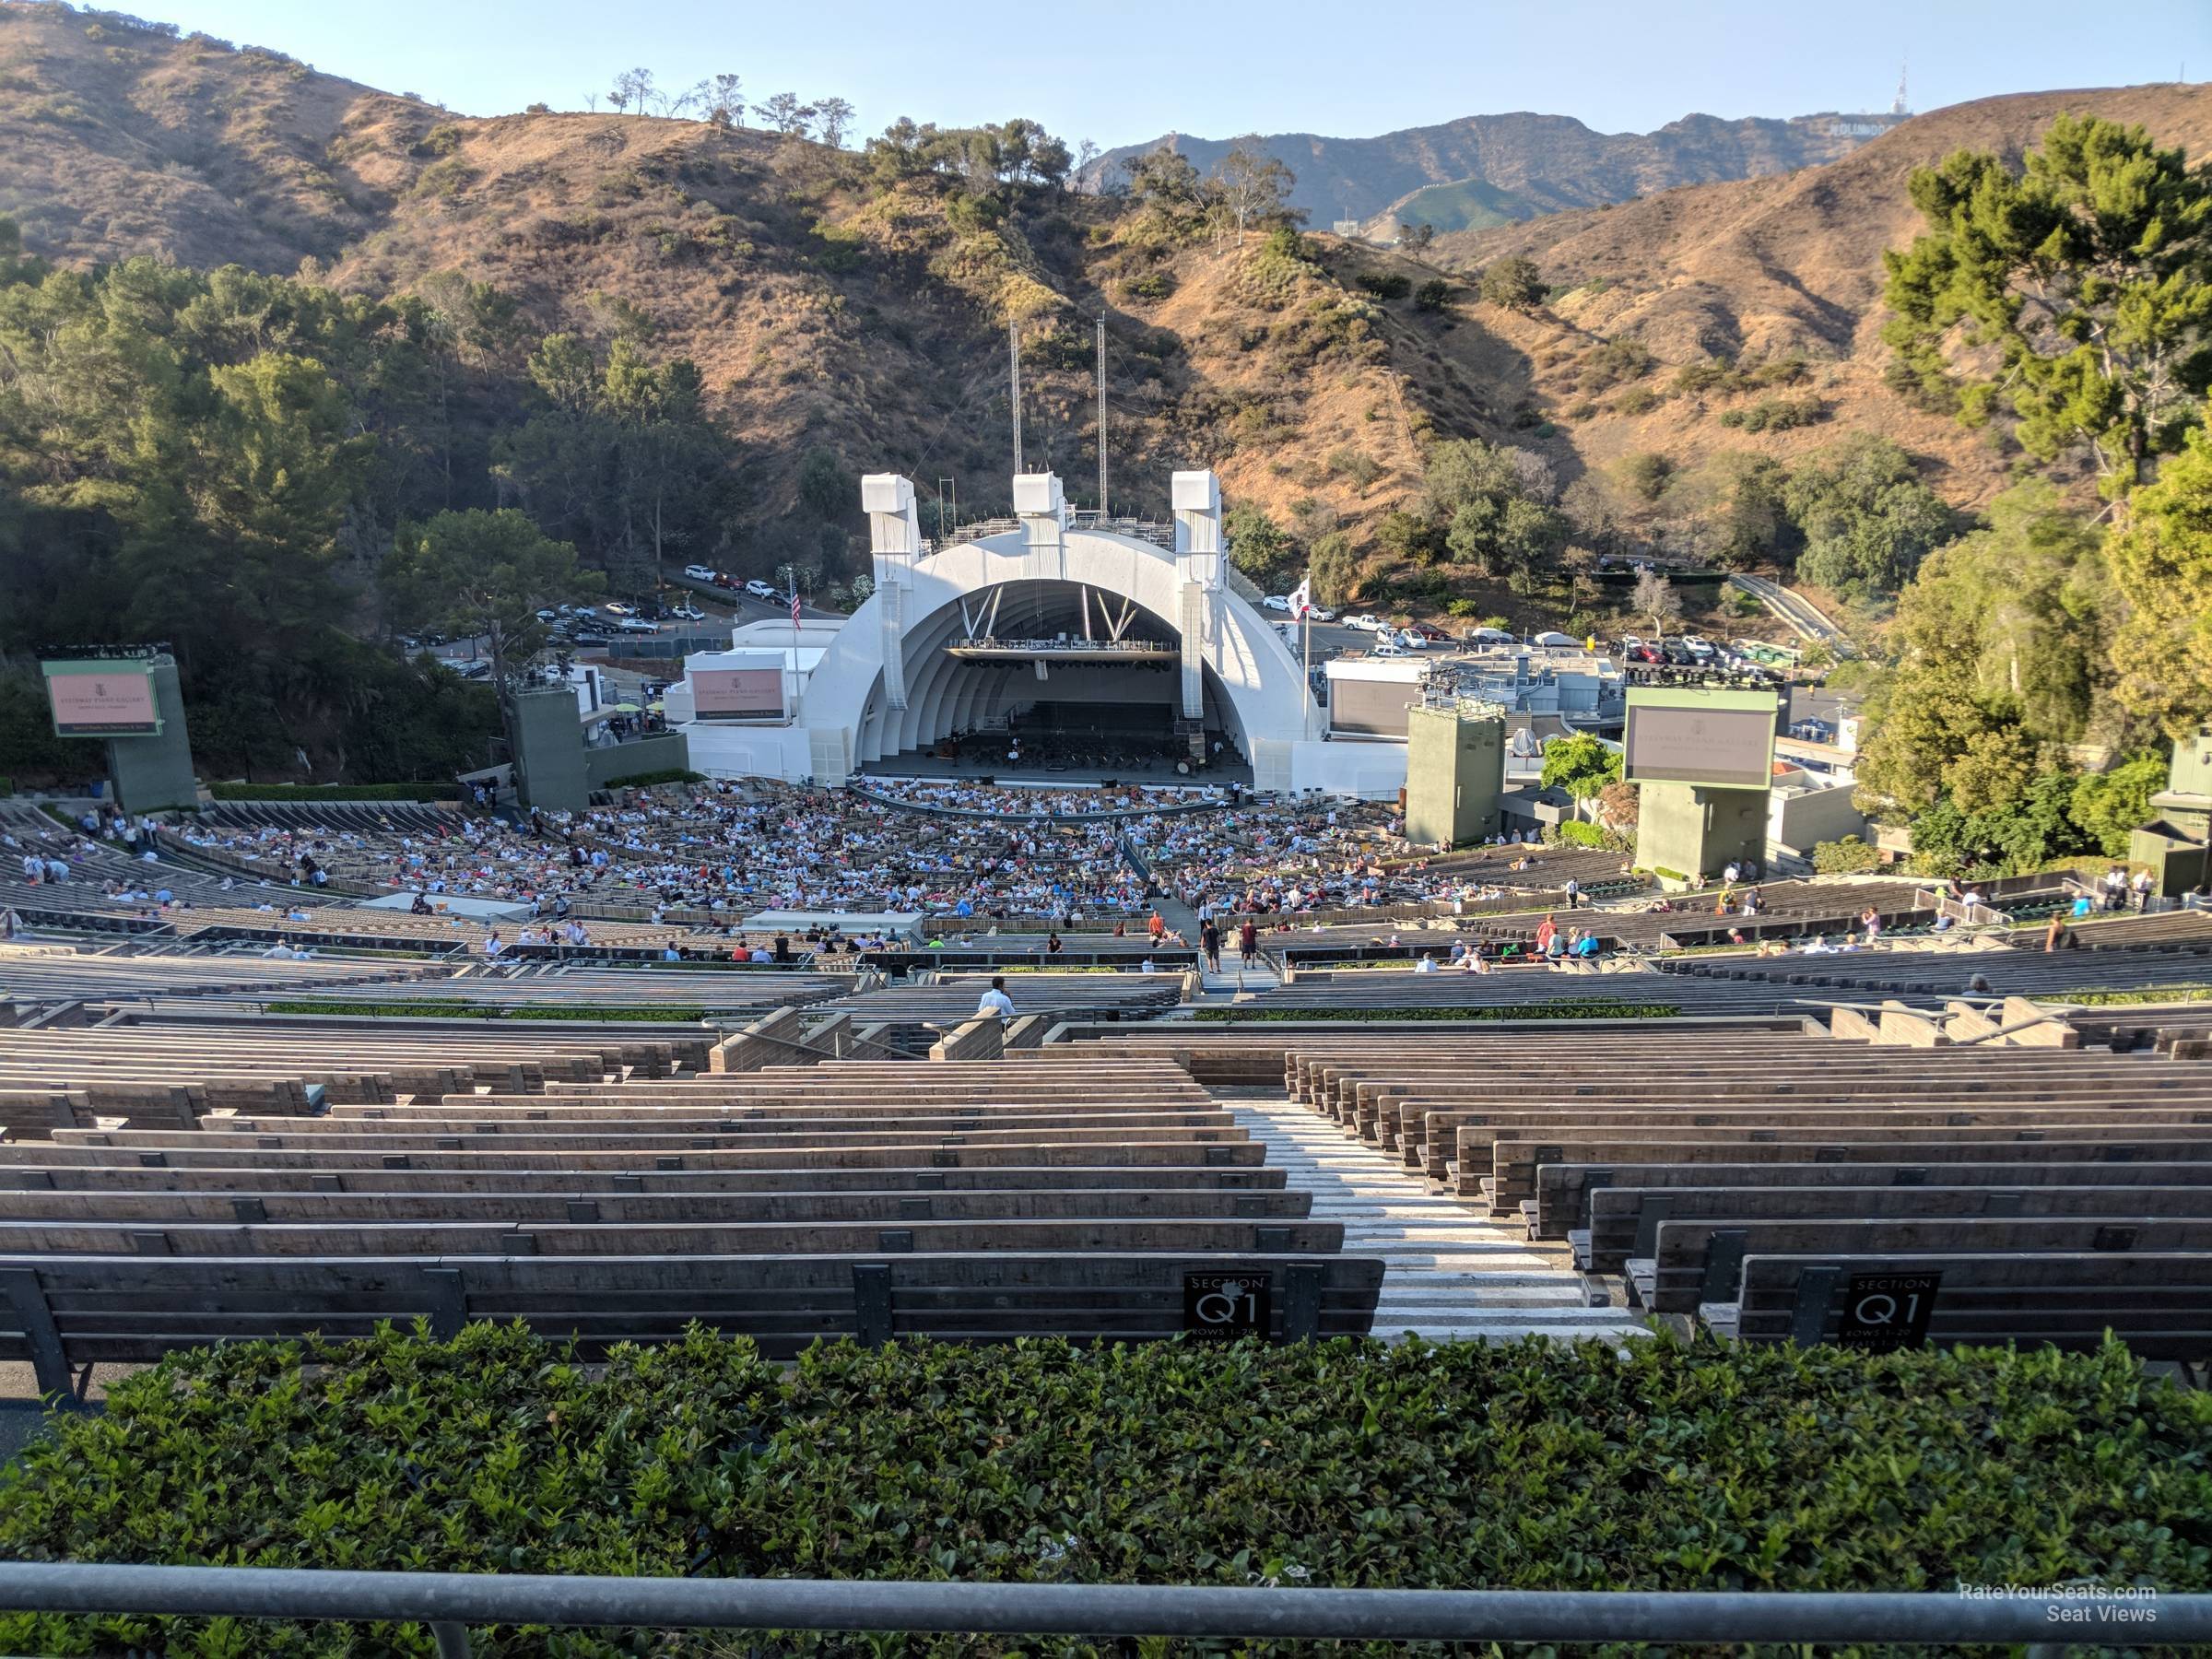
top-left (1356, 270), bottom-right (1411, 300)
top-left (1413, 278), bottom-right (1453, 310)
top-left (1811, 833), bottom-right (1883, 874)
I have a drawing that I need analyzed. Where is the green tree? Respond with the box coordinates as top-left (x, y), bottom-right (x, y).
top-left (1223, 503), bottom-right (1294, 588)
top-left (1478, 255), bottom-right (1546, 312)
top-left (2102, 418), bottom-right (2212, 737)
top-left (1308, 530), bottom-right (1357, 607)
top-left (1781, 435), bottom-right (1955, 597)
top-left (381, 508), bottom-right (600, 758)
top-left (1423, 439), bottom-right (1566, 579)
top-left (796, 447), bottom-right (856, 520)
top-left (2071, 753), bottom-right (2169, 856)
top-left (1213, 138), bottom-right (1299, 241)
top-left (1540, 731), bottom-right (1622, 800)
top-left (1883, 112), bottom-right (2212, 494)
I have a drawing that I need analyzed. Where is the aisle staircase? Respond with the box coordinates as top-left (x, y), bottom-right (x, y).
top-left (1222, 1092), bottom-right (1650, 1345)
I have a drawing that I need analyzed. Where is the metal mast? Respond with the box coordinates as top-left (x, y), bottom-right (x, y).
top-left (1095, 317), bottom-right (1108, 515)
top-left (1008, 323), bottom-right (1022, 476)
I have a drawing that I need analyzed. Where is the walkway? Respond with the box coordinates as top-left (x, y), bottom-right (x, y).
top-left (1220, 1091), bottom-right (1650, 1345)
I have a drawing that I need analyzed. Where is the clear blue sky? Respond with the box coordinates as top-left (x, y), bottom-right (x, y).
top-left (127, 0), bottom-right (2210, 148)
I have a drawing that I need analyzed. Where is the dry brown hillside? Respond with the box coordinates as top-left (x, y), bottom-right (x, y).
top-left (5, 2), bottom-right (2209, 560)
top-left (1423, 83), bottom-right (2212, 506)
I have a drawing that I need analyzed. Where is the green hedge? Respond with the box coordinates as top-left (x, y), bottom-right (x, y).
top-left (0, 1326), bottom-right (2205, 1655)
top-left (1196, 1001), bottom-right (1682, 1022)
top-left (1551, 819), bottom-right (1613, 849)
top-left (2049, 986), bottom-right (2212, 1007)
top-left (261, 1000), bottom-right (709, 1023)
top-left (206, 782), bottom-right (462, 802)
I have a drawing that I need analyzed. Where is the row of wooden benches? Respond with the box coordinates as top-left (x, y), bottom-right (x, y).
top-left (1262, 1030), bottom-right (2212, 1357)
top-left (0, 1058), bottom-right (1381, 1394)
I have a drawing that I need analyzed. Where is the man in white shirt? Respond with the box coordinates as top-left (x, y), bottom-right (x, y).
top-left (976, 976), bottom-right (1017, 1021)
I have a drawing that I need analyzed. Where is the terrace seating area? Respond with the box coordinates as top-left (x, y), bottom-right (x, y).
top-left (0, 944), bottom-right (441, 1005)
top-left (1267, 1030), bottom-right (2212, 1359)
top-left (0, 1050), bottom-right (1382, 1395)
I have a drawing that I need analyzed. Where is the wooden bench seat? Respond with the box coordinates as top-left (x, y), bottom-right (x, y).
top-left (0, 1215), bottom-right (1347, 1259)
top-left (0, 1162), bottom-right (1289, 1195)
top-left (0, 1250), bottom-right (1389, 1391)
top-left (1633, 1215), bottom-right (2212, 1313)
top-left (1470, 1131), bottom-right (2212, 1216)
top-left (1535, 1159), bottom-right (2212, 1243)
top-left (0, 1184), bottom-right (1314, 1227)
top-left (1569, 1171), bottom-right (2212, 1268)
top-left (1712, 1250), bottom-right (2212, 1358)
top-left (0, 1138), bottom-right (1273, 1173)
top-left (1403, 1094), bottom-right (2212, 1182)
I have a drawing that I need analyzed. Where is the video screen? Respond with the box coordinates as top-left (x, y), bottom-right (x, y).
top-left (691, 667), bottom-right (784, 722)
top-left (1624, 701), bottom-right (1774, 789)
top-left (45, 665), bottom-right (159, 736)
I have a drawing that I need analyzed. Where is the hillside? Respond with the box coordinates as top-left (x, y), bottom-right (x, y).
top-left (1420, 82), bottom-right (2212, 505)
top-left (3, 5), bottom-right (2208, 577)
top-left (1086, 110), bottom-right (1901, 232)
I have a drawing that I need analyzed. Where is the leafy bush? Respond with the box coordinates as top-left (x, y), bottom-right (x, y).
top-left (1615, 385), bottom-right (1661, 416)
top-left (1120, 268), bottom-right (1174, 301)
top-left (1, 1326), bottom-right (2205, 1656)
top-left (206, 782), bottom-right (462, 802)
top-left (1552, 818), bottom-right (1616, 849)
top-left (1721, 394), bottom-right (1827, 432)
top-left (1811, 834), bottom-right (1883, 874)
top-left (1413, 278), bottom-right (1453, 310)
top-left (1356, 271), bottom-right (1411, 300)
top-left (261, 1001), bottom-right (712, 1022)
top-left (1324, 448), bottom-right (1383, 489)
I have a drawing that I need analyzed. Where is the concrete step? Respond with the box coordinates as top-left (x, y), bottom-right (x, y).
top-left (1227, 1092), bottom-right (1604, 1347)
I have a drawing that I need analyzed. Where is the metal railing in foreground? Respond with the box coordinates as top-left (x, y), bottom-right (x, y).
top-left (0, 1563), bottom-right (2201, 1653)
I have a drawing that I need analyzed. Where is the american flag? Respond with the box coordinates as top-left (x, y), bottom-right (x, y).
top-left (790, 587), bottom-right (802, 627)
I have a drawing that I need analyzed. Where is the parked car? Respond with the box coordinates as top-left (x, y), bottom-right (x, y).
top-left (571, 631), bottom-right (612, 648)
top-left (569, 606), bottom-right (599, 618)
top-left (1262, 594), bottom-right (1291, 612)
top-left (1531, 630), bottom-right (1578, 648)
top-left (671, 603), bottom-right (705, 622)
top-left (1346, 613), bottom-right (1385, 631)
top-left (745, 579), bottom-right (780, 601)
top-left (1372, 641), bottom-right (1408, 658)
top-left (535, 608), bottom-right (559, 623)
top-left (1304, 605), bottom-right (1337, 622)
top-left (1463, 626), bottom-right (1514, 645)
top-left (1371, 621), bottom-right (1399, 641)
top-left (603, 601), bottom-right (636, 617)
top-left (456, 662), bottom-right (492, 680)
top-left (1394, 629), bottom-right (1430, 650)
top-left (1627, 642), bottom-right (1665, 665)
top-left (682, 564), bottom-right (717, 582)
top-left (1406, 623), bottom-right (1450, 643)
top-left (615, 616), bottom-right (659, 633)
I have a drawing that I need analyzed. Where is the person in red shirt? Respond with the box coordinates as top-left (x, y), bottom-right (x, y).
top-left (1239, 916), bottom-right (1258, 965)
top-left (1534, 912), bottom-right (1558, 956)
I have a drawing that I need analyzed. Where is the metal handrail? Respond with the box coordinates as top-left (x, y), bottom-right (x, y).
top-left (0, 1564), bottom-right (2198, 1649)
